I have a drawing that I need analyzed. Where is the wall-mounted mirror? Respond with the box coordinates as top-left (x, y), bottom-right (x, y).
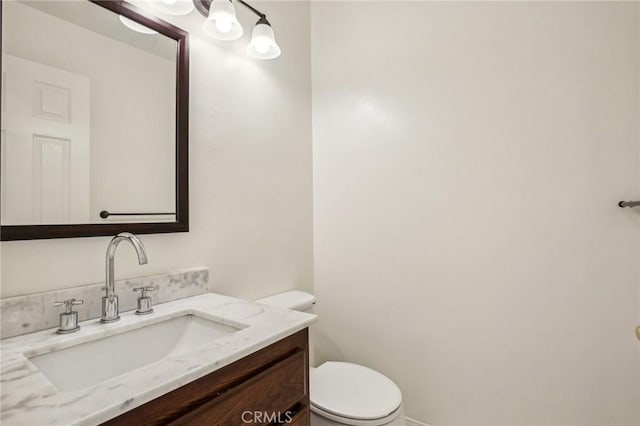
top-left (0, 0), bottom-right (189, 240)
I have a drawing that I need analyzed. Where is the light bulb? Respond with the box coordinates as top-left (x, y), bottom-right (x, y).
top-left (247, 21), bottom-right (280, 59)
top-left (255, 39), bottom-right (270, 54)
top-left (215, 18), bottom-right (232, 33)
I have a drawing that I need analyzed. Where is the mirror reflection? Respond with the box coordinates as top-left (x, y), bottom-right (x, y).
top-left (1, 0), bottom-right (178, 225)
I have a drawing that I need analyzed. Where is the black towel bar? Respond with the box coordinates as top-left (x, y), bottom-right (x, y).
top-left (99, 210), bottom-right (176, 218)
top-left (618, 201), bottom-right (640, 208)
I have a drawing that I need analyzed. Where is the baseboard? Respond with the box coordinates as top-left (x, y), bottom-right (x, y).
top-left (406, 417), bottom-right (430, 426)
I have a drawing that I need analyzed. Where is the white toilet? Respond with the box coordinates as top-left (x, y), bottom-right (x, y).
top-left (257, 291), bottom-right (406, 426)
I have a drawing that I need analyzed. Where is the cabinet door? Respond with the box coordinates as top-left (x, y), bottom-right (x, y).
top-left (170, 350), bottom-right (307, 426)
top-left (286, 407), bottom-right (311, 426)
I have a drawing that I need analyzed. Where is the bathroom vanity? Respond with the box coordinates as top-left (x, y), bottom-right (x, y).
top-left (103, 329), bottom-right (309, 425)
top-left (0, 292), bottom-right (315, 426)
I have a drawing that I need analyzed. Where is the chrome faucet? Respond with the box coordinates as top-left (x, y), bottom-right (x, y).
top-left (101, 232), bottom-right (148, 323)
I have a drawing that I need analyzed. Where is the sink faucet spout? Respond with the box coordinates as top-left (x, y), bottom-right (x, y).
top-left (102, 232), bottom-right (148, 323)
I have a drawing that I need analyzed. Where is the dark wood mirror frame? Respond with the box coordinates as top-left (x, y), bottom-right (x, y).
top-left (0, 0), bottom-right (189, 241)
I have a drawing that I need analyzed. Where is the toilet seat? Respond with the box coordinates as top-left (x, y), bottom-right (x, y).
top-left (310, 362), bottom-right (402, 425)
top-left (310, 404), bottom-right (403, 426)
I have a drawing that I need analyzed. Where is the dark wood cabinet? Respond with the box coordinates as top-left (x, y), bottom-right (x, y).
top-left (102, 329), bottom-right (309, 426)
top-left (285, 407), bottom-right (311, 426)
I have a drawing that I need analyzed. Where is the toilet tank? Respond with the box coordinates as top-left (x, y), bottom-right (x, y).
top-left (256, 290), bottom-right (316, 312)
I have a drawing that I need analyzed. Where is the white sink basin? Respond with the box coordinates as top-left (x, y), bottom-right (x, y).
top-left (28, 314), bottom-right (240, 392)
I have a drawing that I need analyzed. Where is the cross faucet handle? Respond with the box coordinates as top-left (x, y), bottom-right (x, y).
top-left (53, 298), bottom-right (84, 313)
top-left (133, 287), bottom-right (156, 315)
top-left (53, 298), bottom-right (83, 334)
top-left (133, 286), bottom-right (156, 298)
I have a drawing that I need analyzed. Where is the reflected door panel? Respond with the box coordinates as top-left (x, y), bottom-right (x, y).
top-left (1, 54), bottom-right (90, 225)
top-left (34, 135), bottom-right (70, 223)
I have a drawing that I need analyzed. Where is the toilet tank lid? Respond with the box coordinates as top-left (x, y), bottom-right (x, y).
top-left (256, 290), bottom-right (316, 311)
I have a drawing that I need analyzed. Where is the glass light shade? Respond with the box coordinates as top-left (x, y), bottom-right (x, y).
top-left (119, 16), bottom-right (158, 34)
top-left (146, 0), bottom-right (194, 15)
top-left (202, 0), bottom-right (243, 41)
top-left (247, 23), bottom-right (281, 59)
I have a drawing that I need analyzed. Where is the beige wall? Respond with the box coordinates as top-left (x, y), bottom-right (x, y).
top-left (1, 1), bottom-right (313, 299)
top-left (311, 2), bottom-right (639, 425)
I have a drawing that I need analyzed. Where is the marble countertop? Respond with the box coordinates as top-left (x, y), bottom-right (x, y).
top-left (0, 293), bottom-right (316, 426)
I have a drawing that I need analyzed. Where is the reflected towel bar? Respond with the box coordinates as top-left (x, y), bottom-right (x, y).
top-left (618, 201), bottom-right (640, 208)
top-left (100, 210), bottom-right (176, 218)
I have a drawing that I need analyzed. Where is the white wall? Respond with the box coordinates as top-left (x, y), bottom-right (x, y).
top-left (311, 2), bottom-right (639, 425)
top-left (1, 1), bottom-right (312, 299)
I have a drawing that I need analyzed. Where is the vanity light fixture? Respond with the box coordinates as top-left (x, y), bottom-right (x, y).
top-left (194, 0), bottom-right (281, 59)
top-left (139, 0), bottom-right (281, 59)
top-left (147, 0), bottom-right (281, 59)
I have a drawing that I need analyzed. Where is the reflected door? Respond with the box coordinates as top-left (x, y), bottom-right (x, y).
top-left (1, 54), bottom-right (90, 225)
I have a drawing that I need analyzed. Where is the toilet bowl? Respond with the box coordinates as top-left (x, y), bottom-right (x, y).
top-left (256, 291), bottom-right (406, 426)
